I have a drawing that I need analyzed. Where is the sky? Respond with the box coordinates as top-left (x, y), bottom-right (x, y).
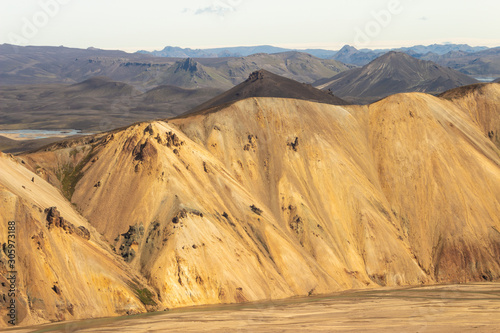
top-left (1, 0), bottom-right (499, 52)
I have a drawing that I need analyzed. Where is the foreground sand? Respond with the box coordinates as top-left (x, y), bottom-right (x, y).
top-left (11, 283), bottom-right (500, 332)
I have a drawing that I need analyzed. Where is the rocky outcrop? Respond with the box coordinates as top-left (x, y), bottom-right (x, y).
top-left (116, 224), bottom-right (145, 262)
top-left (243, 135), bottom-right (257, 151)
top-left (45, 207), bottom-right (91, 240)
top-left (287, 137), bottom-right (299, 151)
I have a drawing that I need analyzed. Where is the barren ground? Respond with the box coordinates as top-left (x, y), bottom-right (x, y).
top-left (10, 283), bottom-right (500, 333)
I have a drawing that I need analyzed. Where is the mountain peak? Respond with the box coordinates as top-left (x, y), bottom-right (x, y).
top-left (245, 69), bottom-right (270, 82)
top-left (338, 45), bottom-right (358, 53)
top-left (176, 58), bottom-right (199, 73)
top-left (187, 69), bottom-right (348, 114)
top-left (320, 52), bottom-right (478, 104)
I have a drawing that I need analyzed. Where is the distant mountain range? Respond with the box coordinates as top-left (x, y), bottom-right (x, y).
top-left (139, 43), bottom-right (489, 60)
top-left (315, 52), bottom-right (478, 104)
top-left (138, 45), bottom-right (339, 59)
top-left (137, 43), bottom-right (500, 79)
top-left (0, 44), bottom-right (350, 90)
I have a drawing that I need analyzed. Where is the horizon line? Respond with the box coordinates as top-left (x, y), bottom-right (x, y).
top-left (3, 41), bottom-right (500, 54)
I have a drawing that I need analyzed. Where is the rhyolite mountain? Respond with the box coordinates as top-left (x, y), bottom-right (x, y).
top-left (2, 82), bottom-right (499, 327)
top-left (439, 82), bottom-right (500, 149)
top-left (316, 52), bottom-right (479, 104)
top-left (188, 69), bottom-right (349, 114)
top-left (0, 151), bottom-right (157, 327)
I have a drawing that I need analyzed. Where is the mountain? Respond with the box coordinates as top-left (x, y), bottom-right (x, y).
top-left (331, 45), bottom-right (382, 66)
top-left (155, 58), bottom-right (234, 90)
top-left (316, 52), bottom-right (479, 104)
top-left (0, 151), bottom-right (157, 325)
top-left (495, 78), bottom-right (500, 83)
top-left (188, 70), bottom-right (348, 114)
top-left (439, 82), bottom-right (500, 149)
top-left (3, 83), bottom-right (496, 328)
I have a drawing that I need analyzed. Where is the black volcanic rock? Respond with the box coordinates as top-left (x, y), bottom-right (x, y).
top-left (176, 58), bottom-right (199, 73)
top-left (317, 52), bottom-right (479, 104)
top-left (186, 69), bottom-right (349, 114)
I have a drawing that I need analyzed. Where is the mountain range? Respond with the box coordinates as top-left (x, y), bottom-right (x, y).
top-left (0, 44), bottom-right (350, 90)
top-left (1, 81), bottom-right (499, 327)
top-left (138, 43), bottom-right (499, 78)
top-left (139, 43), bottom-right (488, 59)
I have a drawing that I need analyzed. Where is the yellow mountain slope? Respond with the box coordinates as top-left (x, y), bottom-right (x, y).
top-left (11, 83), bottom-right (500, 324)
top-left (0, 153), bottom-right (156, 327)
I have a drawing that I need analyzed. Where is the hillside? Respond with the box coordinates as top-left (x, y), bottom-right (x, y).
top-left (422, 47), bottom-right (500, 78)
top-left (203, 51), bottom-right (352, 85)
top-left (188, 70), bottom-right (348, 114)
top-left (439, 82), bottom-right (500, 148)
top-left (0, 152), bottom-right (156, 326)
top-left (65, 76), bottom-right (142, 98)
top-left (9, 84), bottom-right (498, 328)
top-left (155, 58), bottom-right (234, 90)
top-left (316, 52), bottom-right (478, 104)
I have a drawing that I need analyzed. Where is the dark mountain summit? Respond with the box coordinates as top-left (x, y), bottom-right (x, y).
top-left (187, 69), bottom-right (349, 114)
top-left (175, 58), bottom-right (199, 73)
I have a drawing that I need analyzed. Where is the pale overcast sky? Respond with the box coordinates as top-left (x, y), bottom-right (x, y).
top-left (1, 0), bottom-right (499, 51)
